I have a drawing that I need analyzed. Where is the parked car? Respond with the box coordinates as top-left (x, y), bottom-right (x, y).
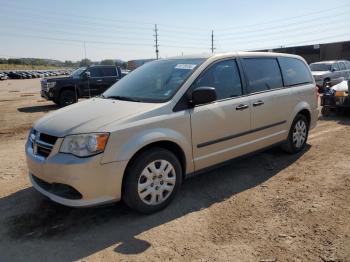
top-left (7, 71), bottom-right (23, 79)
top-left (26, 52), bottom-right (318, 213)
top-left (40, 65), bottom-right (123, 106)
top-left (309, 60), bottom-right (350, 91)
top-left (0, 72), bottom-right (8, 80)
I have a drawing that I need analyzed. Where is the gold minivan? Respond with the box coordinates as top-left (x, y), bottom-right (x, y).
top-left (26, 52), bottom-right (318, 213)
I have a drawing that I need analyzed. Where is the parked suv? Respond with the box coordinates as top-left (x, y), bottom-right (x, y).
top-left (40, 65), bottom-right (123, 106)
top-left (309, 60), bottom-right (350, 91)
top-left (26, 52), bottom-right (318, 213)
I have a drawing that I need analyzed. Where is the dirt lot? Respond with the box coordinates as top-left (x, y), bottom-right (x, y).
top-left (0, 79), bottom-right (349, 262)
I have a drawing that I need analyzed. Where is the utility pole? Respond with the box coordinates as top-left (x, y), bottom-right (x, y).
top-left (211, 30), bottom-right (213, 53)
top-left (83, 40), bottom-right (87, 59)
top-left (154, 24), bottom-right (159, 59)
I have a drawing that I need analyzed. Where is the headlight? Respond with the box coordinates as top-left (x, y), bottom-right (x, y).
top-left (60, 133), bottom-right (109, 157)
top-left (47, 81), bottom-right (56, 88)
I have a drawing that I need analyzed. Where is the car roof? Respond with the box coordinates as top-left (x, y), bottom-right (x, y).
top-left (167, 51), bottom-right (303, 60)
top-left (310, 60), bottom-right (349, 65)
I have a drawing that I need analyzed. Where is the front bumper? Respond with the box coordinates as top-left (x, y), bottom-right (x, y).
top-left (26, 137), bottom-right (128, 207)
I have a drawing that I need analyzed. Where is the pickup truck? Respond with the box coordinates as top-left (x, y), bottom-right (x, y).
top-left (41, 65), bottom-right (123, 106)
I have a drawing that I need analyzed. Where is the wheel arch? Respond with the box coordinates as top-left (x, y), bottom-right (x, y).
top-left (121, 140), bottom-right (187, 197)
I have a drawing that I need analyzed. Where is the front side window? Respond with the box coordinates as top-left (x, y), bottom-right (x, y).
top-left (309, 63), bottom-right (331, 71)
top-left (88, 67), bottom-right (103, 77)
top-left (242, 58), bottom-right (283, 93)
top-left (103, 58), bottom-right (205, 103)
top-left (339, 62), bottom-right (346, 71)
top-left (70, 67), bottom-right (86, 79)
top-left (193, 60), bottom-right (242, 100)
top-left (278, 57), bottom-right (313, 86)
top-left (331, 63), bottom-right (340, 71)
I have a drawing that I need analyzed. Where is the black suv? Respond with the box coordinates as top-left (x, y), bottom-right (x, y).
top-left (41, 65), bottom-right (123, 106)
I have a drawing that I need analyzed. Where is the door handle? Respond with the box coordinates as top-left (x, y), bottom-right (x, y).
top-left (96, 79), bottom-right (103, 82)
top-left (253, 100), bottom-right (264, 107)
top-left (236, 104), bottom-right (249, 110)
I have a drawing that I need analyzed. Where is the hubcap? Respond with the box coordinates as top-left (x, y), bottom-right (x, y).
top-left (292, 120), bottom-right (307, 149)
top-left (137, 160), bottom-right (176, 206)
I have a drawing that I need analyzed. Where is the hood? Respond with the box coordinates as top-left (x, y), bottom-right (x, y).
top-left (34, 98), bottom-right (163, 137)
top-left (311, 71), bottom-right (330, 76)
top-left (43, 76), bottom-right (75, 82)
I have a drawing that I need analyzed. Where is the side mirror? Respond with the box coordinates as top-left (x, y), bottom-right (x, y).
top-left (81, 71), bottom-right (91, 80)
top-left (189, 86), bottom-right (216, 106)
top-left (331, 68), bottom-right (337, 72)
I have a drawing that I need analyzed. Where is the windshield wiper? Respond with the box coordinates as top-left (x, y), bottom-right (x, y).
top-left (105, 95), bottom-right (141, 102)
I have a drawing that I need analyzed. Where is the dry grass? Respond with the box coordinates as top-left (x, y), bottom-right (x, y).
top-left (0, 64), bottom-right (66, 70)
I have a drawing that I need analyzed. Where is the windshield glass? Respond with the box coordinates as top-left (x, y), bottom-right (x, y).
top-left (309, 63), bottom-right (331, 71)
top-left (70, 67), bottom-right (86, 78)
top-left (103, 58), bottom-right (205, 103)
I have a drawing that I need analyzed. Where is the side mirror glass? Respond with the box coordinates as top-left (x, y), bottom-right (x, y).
top-left (331, 68), bottom-right (336, 72)
top-left (189, 86), bottom-right (216, 106)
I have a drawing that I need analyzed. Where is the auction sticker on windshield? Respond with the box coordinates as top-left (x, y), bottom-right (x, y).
top-left (175, 64), bottom-right (197, 70)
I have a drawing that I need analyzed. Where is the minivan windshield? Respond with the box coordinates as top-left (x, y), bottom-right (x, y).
top-left (70, 67), bottom-right (86, 79)
top-left (103, 58), bottom-right (205, 103)
top-left (309, 63), bottom-right (331, 71)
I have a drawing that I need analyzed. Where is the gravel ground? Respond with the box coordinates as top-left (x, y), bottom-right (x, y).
top-left (0, 79), bottom-right (349, 262)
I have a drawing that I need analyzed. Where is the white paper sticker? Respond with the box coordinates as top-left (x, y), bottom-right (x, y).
top-left (175, 64), bottom-right (196, 70)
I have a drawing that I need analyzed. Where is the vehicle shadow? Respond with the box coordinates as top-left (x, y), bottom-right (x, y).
top-left (318, 114), bottom-right (350, 126)
top-left (0, 146), bottom-right (310, 262)
top-left (17, 104), bottom-right (59, 113)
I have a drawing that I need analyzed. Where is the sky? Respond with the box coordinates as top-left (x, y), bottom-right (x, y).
top-left (0, 0), bottom-right (349, 62)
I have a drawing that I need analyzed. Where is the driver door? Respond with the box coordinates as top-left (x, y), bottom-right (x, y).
top-left (80, 67), bottom-right (104, 97)
top-left (190, 59), bottom-right (251, 171)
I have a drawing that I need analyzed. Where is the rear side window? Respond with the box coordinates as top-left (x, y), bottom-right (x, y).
top-left (278, 57), bottom-right (313, 86)
top-left (194, 59), bottom-right (242, 100)
top-left (242, 58), bottom-right (283, 93)
top-left (102, 67), bottom-right (118, 77)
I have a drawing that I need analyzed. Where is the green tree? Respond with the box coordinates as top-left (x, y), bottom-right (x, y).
top-left (80, 58), bottom-right (92, 67)
top-left (100, 59), bottom-right (115, 65)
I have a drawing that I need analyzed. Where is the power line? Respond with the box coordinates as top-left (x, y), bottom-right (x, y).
top-left (216, 11), bottom-right (349, 37)
top-left (219, 18), bottom-right (347, 42)
top-left (216, 4), bottom-right (350, 31)
top-left (217, 23), bottom-right (349, 46)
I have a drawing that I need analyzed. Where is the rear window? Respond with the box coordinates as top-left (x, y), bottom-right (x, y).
top-left (278, 57), bottom-right (313, 86)
top-left (242, 58), bottom-right (283, 93)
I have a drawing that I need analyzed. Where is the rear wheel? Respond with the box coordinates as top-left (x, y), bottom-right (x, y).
top-left (281, 114), bottom-right (309, 154)
top-left (123, 147), bottom-right (182, 213)
top-left (59, 90), bottom-right (77, 107)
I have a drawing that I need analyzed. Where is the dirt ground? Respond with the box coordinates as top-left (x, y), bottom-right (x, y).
top-left (0, 79), bottom-right (349, 262)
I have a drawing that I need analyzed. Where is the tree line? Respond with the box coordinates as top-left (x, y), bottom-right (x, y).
top-left (0, 58), bottom-right (127, 69)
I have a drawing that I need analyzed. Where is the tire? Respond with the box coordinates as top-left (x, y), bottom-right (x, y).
top-left (123, 147), bottom-right (182, 214)
top-left (59, 90), bottom-right (77, 107)
top-left (281, 114), bottom-right (309, 154)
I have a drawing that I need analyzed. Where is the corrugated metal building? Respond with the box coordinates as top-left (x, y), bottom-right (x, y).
top-left (257, 40), bottom-right (350, 64)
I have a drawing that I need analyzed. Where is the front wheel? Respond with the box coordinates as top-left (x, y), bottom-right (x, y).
top-left (281, 114), bottom-right (309, 154)
top-left (123, 148), bottom-right (182, 213)
top-left (59, 90), bottom-right (77, 107)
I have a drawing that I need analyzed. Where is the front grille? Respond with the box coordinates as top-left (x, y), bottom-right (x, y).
top-left (30, 130), bottom-right (58, 158)
top-left (40, 133), bottom-right (58, 145)
top-left (32, 175), bottom-right (83, 200)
